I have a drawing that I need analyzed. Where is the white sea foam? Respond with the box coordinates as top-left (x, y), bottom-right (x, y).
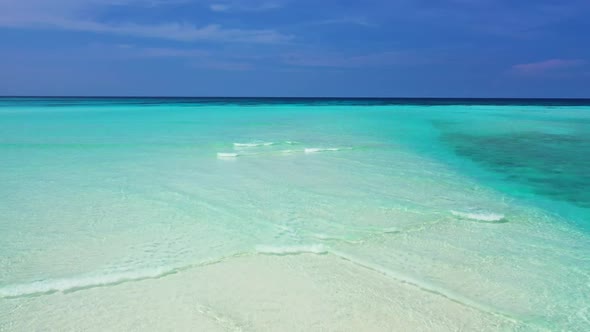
top-left (0, 253), bottom-right (247, 299)
top-left (312, 234), bottom-right (362, 244)
top-left (217, 152), bottom-right (239, 158)
top-left (304, 147), bottom-right (347, 154)
top-left (451, 210), bottom-right (506, 223)
top-left (233, 142), bottom-right (273, 148)
top-left (255, 244), bottom-right (328, 255)
top-left (285, 141), bottom-right (299, 145)
top-left (312, 234), bottom-right (351, 242)
top-left (0, 267), bottom-right (175, 298)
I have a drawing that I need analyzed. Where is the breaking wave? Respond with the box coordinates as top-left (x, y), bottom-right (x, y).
top-left (304, 147), bottom-right (349, 154)
top-left (217, 152), bottom-right (239, 158)
top-left (0, 267), bottom-right (178, 298)
top-left (233, 142), bottom-right (274, 148)
top-left (451, 210), bottom-right (506, 223)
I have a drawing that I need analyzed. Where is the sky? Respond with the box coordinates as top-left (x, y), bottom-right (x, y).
top-left (0, 0), bottom-right (589, 97)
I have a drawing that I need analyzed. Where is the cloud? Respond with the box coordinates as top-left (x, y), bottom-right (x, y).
top-left (0, 0), bottom-right (292, 43)
top-left (305, 17), bottom-right (375, 27)
top-left (127, 45), bottom-right (253, 70)
top-left (125, 46), bottom-right (209, 58)
top-left (99, 44), bottom-right (253, 70)
top-left (3, 18), bottom-right (292, 43)
top-left (209, 4), bottom-right (231, 12)
top-left (119, 44), bottom-right (254, 70)
top-left (208, 1), bottom-right (284, 12)
top-left (191, 59), bottom-right (253, 71)
top-left (394, 0), bottom-right (590, 38)
top-left (282, 51), bottom-right (431, 68)
top-left (512, 59), bottom-right (586, 74)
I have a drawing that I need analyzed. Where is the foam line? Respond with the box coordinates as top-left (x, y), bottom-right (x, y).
top-left (217, 152), bottom-right (239, 158)
top-left (0, 246), bottom-right (327, 298)
top-left (328, 250), bottom-right (526, 324)
top-left (0, 267), bottom-right (178, 298)
top-left (451, 210), bottom-right (506, 223)
top-left (255, 244), bottom-right (328, 255)
top-left (304, 147), bottom-right (348, 154)
top-left (0, 254), bottom-right (247, 299)
top-left (233, 142), bottom-right (273, 148)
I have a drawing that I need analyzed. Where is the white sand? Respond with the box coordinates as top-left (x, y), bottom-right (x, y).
top-left (0, 253), bottom-right (527, 331)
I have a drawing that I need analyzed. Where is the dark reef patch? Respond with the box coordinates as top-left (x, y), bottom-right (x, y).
top-left (442, 131), bottom-right (590, 208)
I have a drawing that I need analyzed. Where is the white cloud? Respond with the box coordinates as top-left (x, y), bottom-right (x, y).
top-left (191, 59), bottom-right (253, 71)
top-left (209, 4), bottom-right (230, 12)
top-left (282, 51), bottom-right (431, 68)
top-left (126, 46), bottom-right (209, 57)
top-left (304, 17), bottom-right (375, 27)
top-left (104, 44), bottom-right (254, 70)
top-left (512, 59), bottom-right (586, 75)
top-left (0, 0), bottom-right (292, 43)
top-left (208, 1), bottom-right (284, 13)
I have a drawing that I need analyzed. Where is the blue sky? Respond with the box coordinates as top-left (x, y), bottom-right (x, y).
top-left (0, 0), bottom-right (589, 97)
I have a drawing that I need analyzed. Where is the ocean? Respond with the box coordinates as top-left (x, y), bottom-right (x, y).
top-left (0, 98), bottom-right (589, 331)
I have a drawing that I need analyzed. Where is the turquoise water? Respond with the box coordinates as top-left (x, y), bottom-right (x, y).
top-left (1, 98), bottom-right (589, 330)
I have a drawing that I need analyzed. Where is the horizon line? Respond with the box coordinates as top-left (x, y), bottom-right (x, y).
top-left (1, 96), bottom-right (589, 100)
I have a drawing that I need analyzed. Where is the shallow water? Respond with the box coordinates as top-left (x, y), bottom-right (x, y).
top-left (0, 98), bottom-right (589, 330)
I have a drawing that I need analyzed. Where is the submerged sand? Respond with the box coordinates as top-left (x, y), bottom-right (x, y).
top-left (0, 253), bottom-right (527, 331)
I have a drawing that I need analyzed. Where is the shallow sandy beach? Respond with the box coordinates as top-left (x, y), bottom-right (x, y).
top-left (1, 252), bottom-right (528, 332)
top-left (1, 100), bottom-right (589, 331)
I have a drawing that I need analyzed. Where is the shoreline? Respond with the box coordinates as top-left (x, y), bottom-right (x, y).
top-left (0, 253), bottom-right (528, 331)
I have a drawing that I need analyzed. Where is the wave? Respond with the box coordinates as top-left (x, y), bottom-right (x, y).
top-left (0, 244), bottom-right (330, 298)
top-left (0, 253), bottom-right (248, 299)
top-left (304, 147), bottom-right (349, 154)
top-left (233, 142), bottom-right (274, 148)
top-left (0, 248), bottom-right (326, 298)
top-left (451, 210), bottom-right (506, 223)
top-left (0, 266), bottom-right (178, 298)
top-left (217, 152), bottom-right (239, 158)
top-left (255, 244), bottom-right (328, 255)
top-left (311, 233), bottom-right (363, 244)
top-left (0, 244), bottom-right (330, 299)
